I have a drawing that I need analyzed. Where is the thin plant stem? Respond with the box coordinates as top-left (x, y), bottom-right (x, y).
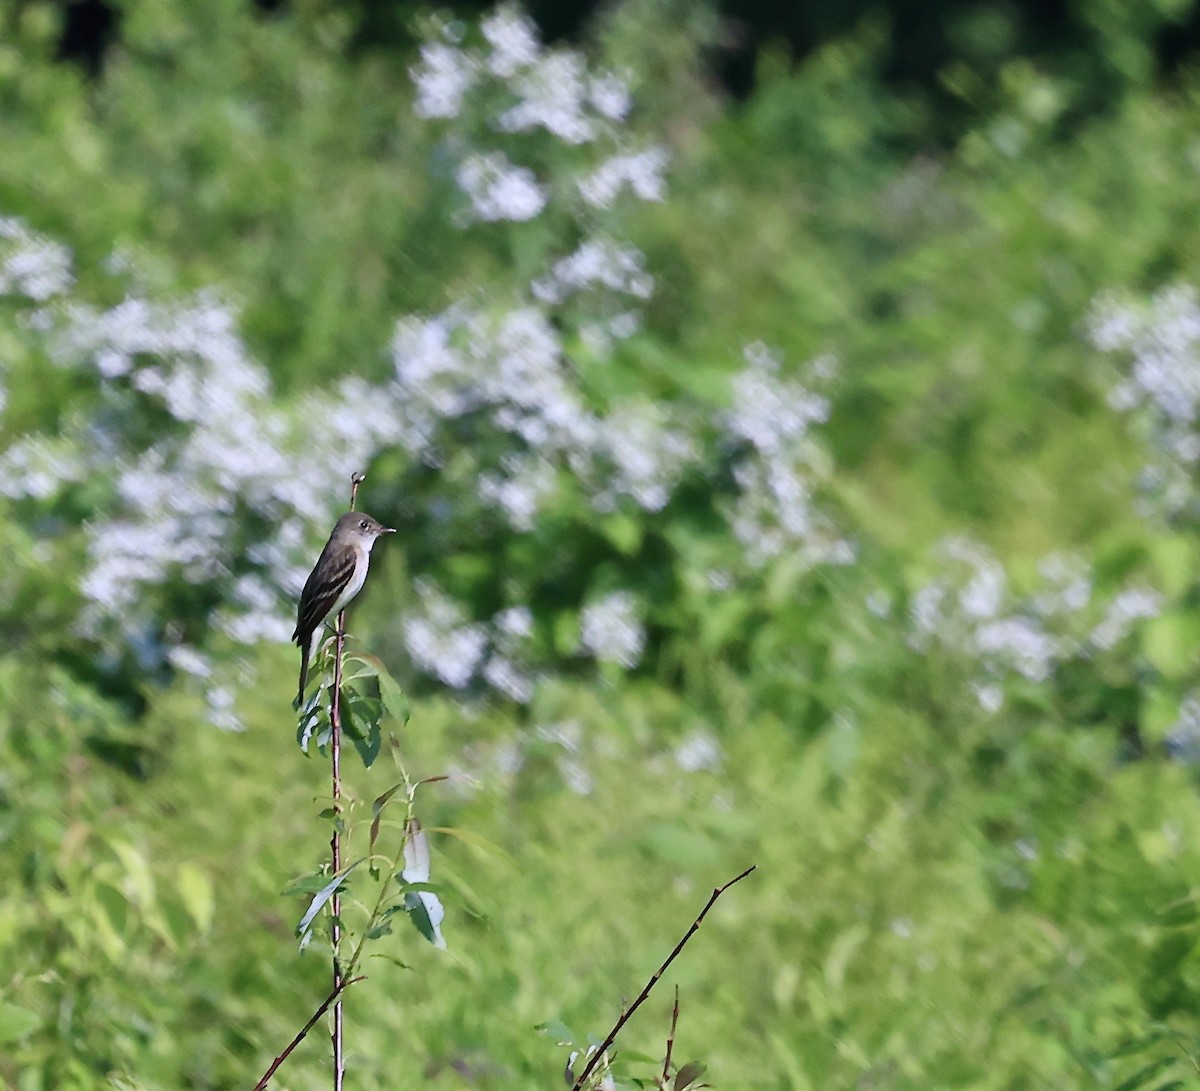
top-left (329, 471), bottom-right (364, 1091)
top-left (329, 612), bottom-right (345, 1091)
top-left (571, 865), bottom-right (756, 1091)
top-left (249, 776), bottom-right (420, 1091)
top-left (660, 985), bottom-right (680, 1089)
top-left (250, 976), bottom-right (365, 1091)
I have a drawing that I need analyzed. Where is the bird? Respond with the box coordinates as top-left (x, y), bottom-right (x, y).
top-left (293, 511), bottom-right (395, 707)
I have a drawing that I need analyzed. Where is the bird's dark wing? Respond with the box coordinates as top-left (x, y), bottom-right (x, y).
top-left (292, 545), bottom-right (357, 645)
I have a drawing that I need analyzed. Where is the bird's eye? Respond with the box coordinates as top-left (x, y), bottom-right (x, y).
top-left (360, 520), bottom-right (369, 530)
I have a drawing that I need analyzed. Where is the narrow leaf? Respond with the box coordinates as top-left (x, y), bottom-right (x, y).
top-left (1114, 1058), bottom-right (1178, 1091)
top-left (675, 1061), bottom-right (707, 1091)
top-left (295, 861), bottom-right (361, 939)
top-left (427, 825), bottom-right (516, 864)
top-left (373, 784), bottom-right (404, 817)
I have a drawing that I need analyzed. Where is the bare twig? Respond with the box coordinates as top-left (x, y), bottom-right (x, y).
top-left (571, 865), bottom-right (756, 1091)
top-left (250, 975), bottom-right (365, 1091)
top-left (660, 985), bottom-right (680, 1089)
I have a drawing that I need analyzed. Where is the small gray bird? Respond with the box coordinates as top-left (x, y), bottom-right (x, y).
top-left (293, 511), bottom-right (395, 706)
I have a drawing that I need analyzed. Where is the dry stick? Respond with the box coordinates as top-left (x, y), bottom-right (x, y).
top-left (328, 471), bottom-right (365, 1091)
top-left (571, 865), bottom-right (756, 1091)
top-left (250, 976), bottom-right (366, 1091)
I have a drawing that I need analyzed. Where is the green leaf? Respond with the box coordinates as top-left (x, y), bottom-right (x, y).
top-left (1108, 1031), bottom-right (1172, 1058)
top-left (1156, 898), bottom-right (1199, 928)
top-left (342, 653), bottom-right (381, 681)
top-left (352, 721), bottom-right (382, 768)
top-left (1113, 1058), bottom-right (1177, 1091)
top-left (674, 1061), bottom-right (707, 1091)
top-left (553, 611), bottom-right (579, 656)
top-left (1143, 613), bottom-right (1200, 679)
top-left (600, 512), bottom-right (643, 555)
top-left (0, 1003), bottom-right (40, 1043)
top-left (297, 702), bottom-right (330, 754)
top-left (615, 1050), bottom-right (660, 1065)
top-left (375, 663), bottom-right (410, 725)
top-left (373, 783), bottom-right (405, 817)
top-left (365, 919), bottom-right (394, 940)
top-left (281, 870), bottom-right (335, 897)
top-left (176, 862), bottom-right (214, 934)
top-left (343, 688), bottom-right (383, 767)
top-left (535, 1020), bottom-right (578, 1046)
top-left (404, 889), bottom-right (446, 948)
top-left (426, 825), bottom-right (516, 865)
top-left (295, 861), bottom-right (361, 940)
top-left (344, 654), bottom-right (408, 723)
top-left (1150, 535), bottom-right (1196, 597)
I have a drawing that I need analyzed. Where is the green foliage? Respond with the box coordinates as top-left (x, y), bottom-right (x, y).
top-left (6, 0), bottom-right (1200, 1088)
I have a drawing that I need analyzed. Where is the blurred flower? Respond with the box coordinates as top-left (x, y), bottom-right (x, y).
top-left (531, 237), bottom-right (654, 304)
top-left (167, 645), bottom-right (212, 678)
top-left (1090, 586), bottom-right (1162, 650)
top-left (720, 344), bottom-right (844, 567)
top-left (403, 577), bottom-right (488, 689)
top-left (580, 590), bottom-right (645, 668)
top-left (1089, 284), bottom-right (1200, 516)
top-left (482, 654), bottom-right (533, 703)
top-left (588, 73), bottom-right (633, 121)
top-left (1166, 694), bottom-right (1200, 764)
top-left (411, 40), bottom-right (477, 119)
top-left (481, 3), bottom-right (540, 77)
top-left (0, 216), bottom-right (73, 300)
top-left (455, 152), bottom-right (546, 223)
top-left (578, 148), bottom-right (668, 208)
top-left (674, 729), bottom-right (722, 772)
top-left (498, 51), bottom-right (596, 144)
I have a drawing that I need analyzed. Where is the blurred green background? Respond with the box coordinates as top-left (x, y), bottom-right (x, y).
top-left (6, 0), bottom-right (1200, 1087)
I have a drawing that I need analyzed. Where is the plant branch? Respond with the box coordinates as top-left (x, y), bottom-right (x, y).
top-left (660, 985), bottom-right (680, 1089)
top-left (571, 865), bottom-right (756, 1091)
top-left (327, 472), bottom-right (365, 1089)
top-left (249, 975), bottom-right (365, 1091)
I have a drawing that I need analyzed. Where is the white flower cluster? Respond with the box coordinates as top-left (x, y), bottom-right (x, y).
top-left (454, 152), bottom-right (546, 224)
top-left (403, 578), bottom-right (535, 701)
top-left (721, 344), bottom-right (851, 567)
top-left (580, 590), bottom-right (645, 668)
top-left (531, 237), bottom-right (654, 305)
top-left (578, 148), bottom-right (667, 209)
top-left (409, 2), bottom-right (666, 345)
top-left (413, 4), bottom-right (631, 139)
top-left (0, 216), bottom-right (74, 301)
top-left (1088, 285), bottom-right (1200, 515)
top-left (1167, 693), bottom-right (1200, 764)
top-left (391, 306), bottom-right (697, 525)
top-left (0, 183), bottom-right (857, 712)
top-left (0, 263), bottom-right (395, 677)
top-left (909, 539), bottom-right (1160, 711)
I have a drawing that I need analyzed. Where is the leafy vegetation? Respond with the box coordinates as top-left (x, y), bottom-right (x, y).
top-left (4, 0), bottom-right (1200, 1087)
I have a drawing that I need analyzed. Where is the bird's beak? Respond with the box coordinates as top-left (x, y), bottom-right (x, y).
top-left (382, 526), bottom-right (397, 534)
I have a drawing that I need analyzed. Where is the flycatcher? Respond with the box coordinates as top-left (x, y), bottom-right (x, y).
top-left (293, 511), bottom-right (396, 706)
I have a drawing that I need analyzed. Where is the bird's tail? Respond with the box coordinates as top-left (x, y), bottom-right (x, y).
top-left (296, 645), bottom-right (308, 709)
top-left (295, 629), bottom-right (323, 709)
